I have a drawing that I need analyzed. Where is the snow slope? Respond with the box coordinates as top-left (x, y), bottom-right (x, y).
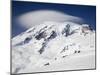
top-left (12, 21), bottom-right (95, 74)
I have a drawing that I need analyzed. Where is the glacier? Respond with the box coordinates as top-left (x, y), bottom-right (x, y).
top-left (12, 21), bottom-right (95, 74)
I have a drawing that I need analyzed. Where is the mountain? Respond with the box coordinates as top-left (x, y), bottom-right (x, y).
top-left (12, 21), bottom-right (95, 74)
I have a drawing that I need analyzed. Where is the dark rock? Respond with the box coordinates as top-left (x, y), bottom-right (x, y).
top-left (48, 31), bottom-right (57, 40)
top-left (78, 51), bottom-right (80, 53)
top-left (24, 37), bottom-right (32, 44)
top-left (62, 55), bottom-right (68, 58)
top-left (74, 50), bottom-right (77, 53)
top-left (35, 31), bottom-right (46, 40)
top-left (44, 63), bottom-right (50, 66)
top-left (60, 46), bottom-right (68, 53)
top-left (55, 58), bottom-right (57, 60)
top-left (62, 24), bottom-right (70, 37)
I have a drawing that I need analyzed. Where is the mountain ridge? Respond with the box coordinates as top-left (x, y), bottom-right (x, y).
top-left (12, 21), bottom-right (95, 73)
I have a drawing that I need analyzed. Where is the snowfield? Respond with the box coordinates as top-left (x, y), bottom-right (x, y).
top-left (12, 21), bottom-right (95, 74)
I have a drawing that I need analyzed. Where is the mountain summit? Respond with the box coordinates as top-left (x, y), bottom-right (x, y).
top-left (12, 21), bottom-right (95, 74)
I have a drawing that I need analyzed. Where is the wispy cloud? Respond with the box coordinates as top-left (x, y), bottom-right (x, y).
top-left (17, 10), bottom-right (84, 29)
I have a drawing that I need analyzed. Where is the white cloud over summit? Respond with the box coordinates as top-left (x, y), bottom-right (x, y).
top-left (17, 10), bottom-right (84, 29)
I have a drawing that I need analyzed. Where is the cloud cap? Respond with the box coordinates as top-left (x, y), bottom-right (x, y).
top-left (17, 10), bottom-right (84, 28)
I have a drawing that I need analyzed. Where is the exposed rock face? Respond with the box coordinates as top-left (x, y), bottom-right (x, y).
top-left (12, 21), bottom-right (95, 74)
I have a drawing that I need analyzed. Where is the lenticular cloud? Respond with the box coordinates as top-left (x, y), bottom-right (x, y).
top-left (17, 10), bottom-right (84, 29)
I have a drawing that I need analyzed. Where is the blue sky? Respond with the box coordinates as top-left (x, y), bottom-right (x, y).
top-left (12, 1), bottom-right (96, 37)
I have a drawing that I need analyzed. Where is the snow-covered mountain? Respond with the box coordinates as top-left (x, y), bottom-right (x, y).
top-left (12, 21), bottom-right (95, 74)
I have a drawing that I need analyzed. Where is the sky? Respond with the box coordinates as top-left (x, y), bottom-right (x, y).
top-left (12, 1), bottom-right (96, 37)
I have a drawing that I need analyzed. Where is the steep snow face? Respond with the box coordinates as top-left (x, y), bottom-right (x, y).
top-left (12, 21), bottom-right (95, 74)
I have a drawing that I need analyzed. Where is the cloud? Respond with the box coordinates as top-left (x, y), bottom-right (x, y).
top-left (17, 10), bottom-right (84, 29)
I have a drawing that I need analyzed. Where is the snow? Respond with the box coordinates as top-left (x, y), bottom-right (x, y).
top-left (11, 21), bottom-right (95, 74)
